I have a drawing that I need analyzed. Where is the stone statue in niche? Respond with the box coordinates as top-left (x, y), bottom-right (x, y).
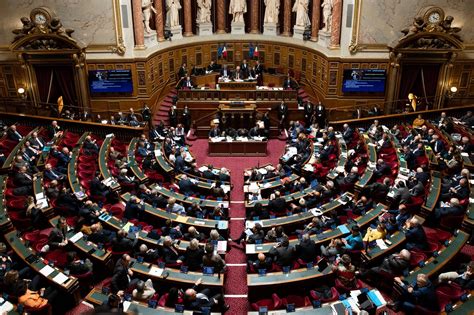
top-left (12, 17), bottom-right (35, 40)
top-left (142, 0), bottom-right (157, 34)
top-left (293, 0), bottom-right (310, 28)
top-left (166, 0), bottom-right (182, 28)
top-left (229, 0), bottom-right (247, 23)
top-left (196, 0), bottom-right (212, 23)
top-left (264, 0), bottom-right (280, 24)
top-left (321, 0), bottom-right (333, 32)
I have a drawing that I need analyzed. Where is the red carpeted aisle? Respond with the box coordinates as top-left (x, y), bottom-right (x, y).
top-left (190, 138), bottom-right (286, 313)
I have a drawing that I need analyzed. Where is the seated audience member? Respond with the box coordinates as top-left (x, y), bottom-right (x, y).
top-left (442, 178), bottom-right (470, 201)
top-left (202, 243), bottom-right (226, 273)
top-left (66, 251), bottom-right (93, 275)
top-left (246, 202), bottom-right (269, 220)
top-left (342, 225), bottom-right (363, 251)
top-left (44, 163), bottom-right (65, 182)
top-left (183, 278), bottom-right (230, 312)
top-left (162, 236), bottom-right (184, 265)
top-left (268, 191), bottom-right (287, 214)
top-left (433, 197), bottom-right (465, 222)
top-left (7, 125), bottom-right (23, 141)
top-left (179, 174), bottom-right (197, 196)
top-left (390, 274), bottom-right (438, 313)
top-left (459, 110), bottom-right (474, 126)
top-left (88, 222), bottom-right (115, 244)
top-left (19, 280), bottom-right (58, 311)
top-left (268, 236), bottom-right (295, 267)
top-left (333, 254), bottom-right (358, 292)
top-left (123, 195), bottom-right (145, 220)
top-left (83, 135), bottom-right (99, 154)
top-left (337, 166), bottom-right (359, 188)
top-left (132, 279), bottom-right (156, 301)
top-left (78, 200), bottom-right (101, 225)
top-left (30, 131), bottom-right (44, 150)
top-left (209, 229), bottom-right (225, 242)
top-left (184, 226), bottom-right (204, 241)
top-left (117, 168), bottom-right (139, 190)
top-left (184, 239), bottom-right (205, 271)
top-left (181, 76), bottom-right (194, 89)
top-left (373, 159), bottom-right (390, 179)
top-left (233, 223), bottom-right (265, 244)
top-left (361, 249), bottom-right (410, 283)
top-left (3, 270), bottom-right (28, 298)
top-left (249, 253), bottom-right (273, 272)
top-left (438, 261), bottom-right (474, 290)
top-left (295, 234), bottom-right (319, 263)
top-left (165, 197), bottom-right (186, 215)
top-left (265, 226), bottom-right (287, 243)
top-left (111, 229), bottom-right (137, 252)
top-left (350, 196), bottom-right (372, 216)
top-left (363, 223), bottom-right (387, 242)
top-left (111, 254), bottom-right (139, 293)
top-left (412, 114), bottom-right (425, 128)
top-left (47, 216), bottom-right (68, 250)
top-left (403, 217), bottom-right (428, 251)
top-left (460, 136), bottom-right (473, 154)
top-left (134, 244), bottom-right (160, 263)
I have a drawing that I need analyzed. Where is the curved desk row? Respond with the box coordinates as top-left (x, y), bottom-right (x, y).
top-left (0, 175), bottom-right (13, 231)
top-left (1, 127), bottom-right (40, 170)
top-left (67, 132), bottom-right (90, 201)
top-left (127, 137), bottom-right (148, 182)
top-left (355, 134), bottom-right (377, 191)
top-left (327, 135), bottom-right (348, 180)
top-left (98, 134), bottom-right (120, 190)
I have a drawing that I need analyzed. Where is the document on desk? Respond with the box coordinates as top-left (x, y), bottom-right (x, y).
top-left (376, 239), bottom-right (388, 250)
top-left (52, 272), bottom-right (69, 285)
top-left (39, 265), bottom-right (55, 277)
top-left (149, 266), bottom-right (164, 277)
top-left (217, 241), bottom-right (227, 253)
top-left (154, 150), bottom-right (161, 157)
top-left (69, 232), bottom-right (84, 243)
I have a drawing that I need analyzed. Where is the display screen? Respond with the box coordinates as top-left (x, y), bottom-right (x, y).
top-left (342, 69), bottom-right (386, 93)
top-left (89, 70), bottom-right (133, 94)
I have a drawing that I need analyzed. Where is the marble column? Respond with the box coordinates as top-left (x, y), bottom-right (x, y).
top-left (132, 0), bottom-right (145, 48)
top-left (311, 0), bottom-right (321, 41)
top-left (183, 0), bottom-right (193, 36)
top-left (250, 0), bottom-right (260, 34)
top-left (216, 0), bottom-right (226, 34)
top-left (329, 0), bottom-right (342, 48)
top-left (154, 0), bottom-right (165, 41)
top-left (282, 0), bottom-right (292, 36)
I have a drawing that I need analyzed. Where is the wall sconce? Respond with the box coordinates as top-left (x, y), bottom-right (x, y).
top-left (447, 86), bottom-right (457, 99)
top-left (17, 87), bottom-right (27, 99)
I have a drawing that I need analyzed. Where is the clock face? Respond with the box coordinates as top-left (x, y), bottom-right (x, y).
top-left (34, 13), bottom-right (47, 25)
top-left (428, 12), bottom-right (441, 24)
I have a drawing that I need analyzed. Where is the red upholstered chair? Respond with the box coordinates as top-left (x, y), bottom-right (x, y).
top-left (310, 287), bottom-right (340, 303)
top-left (7, 198), bottom-right (27, 211)
top-left (423, 227), bottom-right (452, 243)
top-left (440, 214), bottom-right (464, 230)
top-left (251, 293), bottom-right (282, 311)
top-left (158, 292), bottom-right (184, 308)
top-left (281, 295), bottom-right (311, 308)
top-left (335, 278), bottom-right (364, 294)
top-left (8, 211), bottom-right (31, 229)
top-left (409, 250), bottom-right (427, 268)
top-left (436, 282), bottom-right (465, 300)
top-left (45, 249), bottom-right (68, 268)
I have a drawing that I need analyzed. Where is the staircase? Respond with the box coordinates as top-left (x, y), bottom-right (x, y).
top-left (152, 88), bottom-right (177, 127)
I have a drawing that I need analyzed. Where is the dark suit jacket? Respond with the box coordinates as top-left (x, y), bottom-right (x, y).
top-left (269, 245), bottom-right (294, 266)
top-left (174, 156), bottom-right (185, 172)
top-left (123, 201), bottom-right (144, 220)
top-left (111, 260), bottom-right (130, 293)
top-left (277, 104), bottom-right (288, 120)
top-left (406, 281), bottom-right (438, 311)
top-left (295, 239), bottom-right (319, 263)
top-left (48, 227), bottom-right (66, 249)
top-left (208, 128), bottom-right (220, 138)
top-left (13, 173), bottom-right (33, 187)
top-left (184, 247), bottom-right (204, 271)
top-left (380, 254), bottom-right (409, 275)
top-left (162, 246), bottom-right (181, 264)
top-left (178, 66), bottom-right (187, 78)
top-left (405, 226), bottom-right (428, 251)
top-left (111, 235), bottom-right (136, 252)
top-left (44, 169), bottom-right (63, 181)
top-left (7, 129), bottom-right (22, 141)
top-left (179, 179), bottom-right (196, 195)
top-left (269, 197), bottom-right (286, 214)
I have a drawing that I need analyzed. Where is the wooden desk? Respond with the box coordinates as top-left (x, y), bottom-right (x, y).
top-left (208, 140), bottom-right (267, 157)
top-left (127, 138), bottom-right (148, 182)
top-left (218, 103), bottom-right (257, 117)
top-left (263, 73), bottom-right (287, 87)
top-left (191, 73), bottom-right (219, 87)
top-left (67, 132), bottom-right (90, 200)
top-left (0, 175), bottom-right (13, 232)
top-left (362, 231), bottom-right (406, 264)
top-left (355, 135), bottom-right (376, 191)
top-left (33, 175), bottom-right (54, 218)
top-left (327, 135), bottom-right (348, 180)
top-left (247, 264), bottom-right (333, 287)
top-left (421, 171), bottom-right (441, 216)
top-left (5, 231), bottom-right (80, 299)
top-left (2, 127), bottom-right (39, 170)
top-left (154, 142), bottom-right (174, 174)
top-left (98, 135), bottom-right (120, 190)
top-left (218, 81), bottom-right (257, 90)
top-left (178, 88), bottom-right (297, 102)
top-left (121, 192), bottom-right (229, 231)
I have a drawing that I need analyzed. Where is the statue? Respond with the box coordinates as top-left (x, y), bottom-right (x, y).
top-left (440, 16), bottom-right (462, 41)
top-left (264, 0), bottom-right (280, 24)
top-left (142, 0), bottom-right (157, 34)
top-left (49, 17), bottom-right (74, 38)
top-left (229, 0), bottom-right (247, 23)
top-left (12, 17), bottom-right (34, 40)
top-left (166, 0), bottom-right (182, 28)
top-left (400, 17), bottom-right (425, 40)
top-left (196, 0), bottom-right (212, 23)
top-left (321, 0), bottom-right (333, 32)
top-left (292, 0), bottom-right (310, 28)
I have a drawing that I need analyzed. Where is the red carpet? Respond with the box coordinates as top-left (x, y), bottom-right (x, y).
top-left (191, 138), bottom-right (286, 313)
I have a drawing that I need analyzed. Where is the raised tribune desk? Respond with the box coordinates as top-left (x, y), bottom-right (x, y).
top-left (208, 139), bottom-right (267, 157)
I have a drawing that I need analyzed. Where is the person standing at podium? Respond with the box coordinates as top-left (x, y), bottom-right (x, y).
top-left (240, 59), bottom-right (250, 78)
top-left (207, 60), bottom-right (218, 73)
top-left (178, 63), bottom-right (187, 79)
top-left (209, 124), bottom-right (221, 138)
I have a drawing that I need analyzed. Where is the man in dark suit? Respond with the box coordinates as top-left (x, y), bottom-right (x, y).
top-left (250, 253), bottom-right (273, 272)
top-left (342, 124), bottom-right (354, 142)
top-left (240, 59), bottom-right (250, 78)
top-left (362, 249), bottom-right (411, 283)
top-left (55, 147), bottom-right (71, 173)
top-left (269, 237), bottom-right (295, 267)
top-left (29, 132), bottom-right (45, 150)
top-left (208, 125), bottom-right (221, 138)
top-left (314, 102), bottom-right (326, 128)
top-left (174, 152), bottom-right (186, 172)
top-left (390, 273), bottom-right (439, 313)
top-left (168, 106), bottom-right (178, 128)
top-left (277, 101), bottom-right (288, 130)
top-left (460, 136), bottom-right (474, 154)
top-left (404, 217), bottom-right (428, 251)
top-left (13, 166), bottom-right (34, 188)
top-left (78, 201), bottom-right (101, 225)
top-left (47, 121), bottom-right (62, 139)
top-left (283, 75), bottom-right (296, 89)
top-left (178, 63), bottom-right (187, 79)
top-left (111, 254), bottom-right (138, 293)
top-left (181, 76), bottom-right (194, 89)
top-left (434, 198), bottom-right (464, 222)
top-left (337, 166), bottom-right (359, 188)
top-left (123, 196), bottom-right (145, 220)
top-left (48, 217), bottom-right (68, 249)
top-left (220, 64), bottom-right (230, 78)
top-left (90, 175), bottom-right (111, 199)
top-left (117, 168), bottom-right (139, 190)
top-left (254, 60), bottom-right (264, 76)
top-left (268, 191), bottom-right (287, 214)
top-left (162, 236), bottom-right (183, 265)
top-left (183, 278), bottom-right (230, 312)
top-left (409, 179), bottom-right (425, 197)
top-left (111, 229), bottom-right (137, 252)
top-left (402, 145), bottom-right (416, 170)
top-left (430, 134), bottom-right (445, 155)
top-left (303, 101), bottom-right (313, 127)
top-left (6, 125), bottom-right (23, 142)
top-left (179, 175), bottom-right (197, 196)
top-left (295, 234), bottom-right (319, 263)
top-left (83, 135), bottom-right (99, 154)
top-left (207, 60), bottom-right (218, 72)
top-left (366, 177), bottom-right (391, 200)
top-left (373, 159), bottom-right (390, 179)
top-left (44, 163), bottom-right (65, 182)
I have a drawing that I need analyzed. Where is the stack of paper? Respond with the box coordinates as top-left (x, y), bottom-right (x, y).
top-left (53, 272), bottom-right (69, 284)
top-left (39, 265), bottom-right (55, 277)
top-left (69, 232), bottom-right (84, 243)
top-left (149, 266), bottom-right (164, 277)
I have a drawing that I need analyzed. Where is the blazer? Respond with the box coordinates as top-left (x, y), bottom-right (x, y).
top-left (269, 245), bottom-right (295, 266)
top-left (295, 239), bottom-right (319, 263)
top-left (111, 260), bottom-right (130, 293)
